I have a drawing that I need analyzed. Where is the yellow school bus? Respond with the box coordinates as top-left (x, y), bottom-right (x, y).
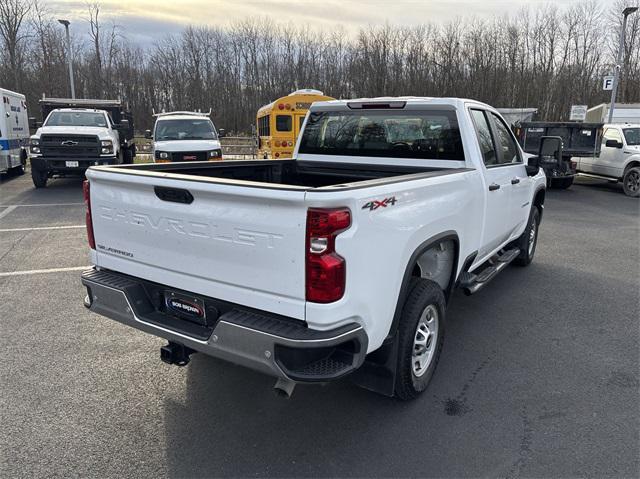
top-left (257, 89), bottom-right (334, 159)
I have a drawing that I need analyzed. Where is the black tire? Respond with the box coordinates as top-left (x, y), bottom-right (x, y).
top-left (622, 166), bottom-right (640, 198)
top-left (31, 165), bottom-right (48, 188)
top-left (394, 277), bottom-right (446, 400)
top-left (123, 147), bottom-right (134, 164)
top-left (514, 207), bottom-right (540, 266)
top-left (17, 152), bottom-right (27, 175)
top-left (549, 176), bottom-right (574, 189)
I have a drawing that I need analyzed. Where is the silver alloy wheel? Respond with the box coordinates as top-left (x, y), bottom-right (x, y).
top-left (528, 219), bottom-right (537, 256)
top-left (412, 304), bottom-right (439, 377)
top-left (626, 170), bottom-right (640, 192)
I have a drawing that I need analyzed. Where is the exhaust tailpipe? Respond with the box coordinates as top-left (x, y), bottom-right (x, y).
top-left (274, 378), bottom-right (296, 398)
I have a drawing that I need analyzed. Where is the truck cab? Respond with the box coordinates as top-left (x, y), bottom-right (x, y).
top-left (147, 112), bottom-right (223, 162)
top-left (574, 124), bottom-right (640, 197)
top-left (28, 98), bottom-right (136, 188)
top-left (0, 88), bottom-right (29, 176)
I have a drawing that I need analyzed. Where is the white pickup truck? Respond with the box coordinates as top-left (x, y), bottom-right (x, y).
top-left (574, 123), bottom-right (640, 197)
top-left (81, 97), bottom-right (554, 399)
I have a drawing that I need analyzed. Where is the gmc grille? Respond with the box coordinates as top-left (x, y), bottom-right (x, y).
top-left (171, 151), bottom-right (208, 162)
top-left (40, 134), bottom-right (101, 158)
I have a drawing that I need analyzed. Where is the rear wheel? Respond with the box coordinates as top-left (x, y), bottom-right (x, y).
top-left (622, 167), bottom-right (640, 197)
top-left (394, 278), bottom-right (446, 400)
top-left (31, 165), bottom-right (48, 188)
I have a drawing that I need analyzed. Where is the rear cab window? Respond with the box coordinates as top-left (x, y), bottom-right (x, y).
top-left (298, 109), bottom-right (464, 160)
top-left (276, 115), bottom-right (292, 132)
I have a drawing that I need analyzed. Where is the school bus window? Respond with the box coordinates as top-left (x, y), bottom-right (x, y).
top-left (299, 116), bottom-right (305, 131)
top-left (276, 115), bottom-right (292, 132)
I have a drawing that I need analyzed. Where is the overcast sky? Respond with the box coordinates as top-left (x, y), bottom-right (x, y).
top-left (46, 0), bottom-right (596, 45)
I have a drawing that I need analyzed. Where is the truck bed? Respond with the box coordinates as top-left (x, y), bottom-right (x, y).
top-left (95, 159), bottom-right (453, 190)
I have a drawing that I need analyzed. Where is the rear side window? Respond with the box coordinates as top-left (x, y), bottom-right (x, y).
top-left (489, 113), bottom-right (521, 164)
top-left (470, 109), bottom-right (498, 166)
top-left (299, 109), bottom-right (464, 160)
top-left (276, 115), bottom-right (292, 132)
top-left (603, 128), bottom-right (622, 142)
top-left (257, 115), bottom-right (270, 136)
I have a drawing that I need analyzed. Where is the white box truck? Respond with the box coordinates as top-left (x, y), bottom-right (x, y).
top-left (0, 88), bottom-right (29, 176)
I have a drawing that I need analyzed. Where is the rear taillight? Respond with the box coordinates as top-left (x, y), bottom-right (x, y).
top-left (83, 180), bottom-right (96, 249)
top-left (306, 208), bottom-right (351, 303)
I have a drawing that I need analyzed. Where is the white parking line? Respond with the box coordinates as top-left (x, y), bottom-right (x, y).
top-left (0, 203), bottom-right (84, 208)
top-left (0, 205), bottom-right (18, 220)
top-left (0, 266), bottom-right (89, 277)
top-left (0, 225), bottom-right (85, 232)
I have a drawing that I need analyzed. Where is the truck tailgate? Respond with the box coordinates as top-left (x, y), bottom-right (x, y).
top-left (86, 169), bottom-right (308, 319)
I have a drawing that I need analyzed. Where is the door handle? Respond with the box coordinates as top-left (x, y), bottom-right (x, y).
top-left (489, 183), bottom-right (500, 191)
top-left (511, 178), bottom-right (520, 185)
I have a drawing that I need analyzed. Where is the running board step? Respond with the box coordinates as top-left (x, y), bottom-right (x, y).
top-left (460, 247), bottom-right (521, 295)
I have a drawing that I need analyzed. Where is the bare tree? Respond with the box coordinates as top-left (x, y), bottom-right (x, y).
top-left (0, 0), bottom-right (31, 89)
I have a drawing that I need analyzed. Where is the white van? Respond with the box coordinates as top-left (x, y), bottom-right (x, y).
top-left (145, 111), bottom-right (223, 163)
top-left (0, 88), bottom-right (29, 175)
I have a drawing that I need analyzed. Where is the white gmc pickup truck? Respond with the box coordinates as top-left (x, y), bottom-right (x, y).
top-left (81, 97), bottom-right (555, 399)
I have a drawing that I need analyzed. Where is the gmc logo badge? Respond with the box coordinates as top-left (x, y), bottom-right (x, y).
top-left (183, 155), bottom-right (196, 160)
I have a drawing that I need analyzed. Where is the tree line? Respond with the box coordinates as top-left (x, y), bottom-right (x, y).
top-left (1, 0), bottom-right (638, 133)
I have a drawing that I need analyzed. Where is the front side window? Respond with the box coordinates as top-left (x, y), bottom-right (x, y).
top-left (45, 111), bottom-right (107, 127)
top-left (299, 109), bottom-right (464, 160)
top-left (622, 128), bottom-right (639, 146)
top-left (155, 119), bottom-right (217, 141)
top-left (276, 115), bottom-right (292, 132)
top-left (470, 109), bottom-right (497, 166)
top-left (489, 113), bottom-right (521, 164)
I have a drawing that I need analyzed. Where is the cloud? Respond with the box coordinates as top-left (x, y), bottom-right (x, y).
top-left (44, 0), bottom-right (592, 43)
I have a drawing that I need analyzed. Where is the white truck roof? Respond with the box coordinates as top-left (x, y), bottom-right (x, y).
top-left (310, 96), bottom-right (494, 111)
top-left (49, 108), bottom-right (108, 113)
top-left (0, 87), bottom-right (26, 99)
top-left (155, 114), bottom-right (212, 122)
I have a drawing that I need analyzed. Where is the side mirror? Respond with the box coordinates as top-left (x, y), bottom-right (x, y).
top-left (144, 129), bottom-right (153, 139)
top-left (605, 139), bottom-right (623, 149)
top-left (29, 117), bottom-right (39, 130)
top-left (527, 135), bottom-right (563, 177)
top-left (526, 155), bottom-right (540, 176)
top-left (117, 119), bottom-right (130, 130)
top-left (218, 128), bottom-right (226, 138)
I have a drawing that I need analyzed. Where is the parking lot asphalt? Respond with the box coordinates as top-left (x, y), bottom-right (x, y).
top-left (0, 171), bottom-right (638, 478)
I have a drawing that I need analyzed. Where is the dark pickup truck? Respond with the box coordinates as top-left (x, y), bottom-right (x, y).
top-left (515, 121), bottom-right (603, 189)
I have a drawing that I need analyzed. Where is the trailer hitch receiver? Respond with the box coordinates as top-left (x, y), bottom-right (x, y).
top-left (161, 342), bottom-right (196, 366)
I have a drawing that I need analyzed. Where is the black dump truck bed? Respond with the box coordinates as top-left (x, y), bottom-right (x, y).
top-left (515, 121), bottom-right (603, 158)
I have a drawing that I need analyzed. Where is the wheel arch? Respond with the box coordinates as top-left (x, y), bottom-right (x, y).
top-left (623, 158), bottom-right (640, 176)
top-left (387, 231), bottom-right (460, 339)
top-left (533, 186), bottom-right (545, 218)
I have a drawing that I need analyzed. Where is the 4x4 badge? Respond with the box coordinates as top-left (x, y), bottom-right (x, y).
top-left (362, 196), bottom-right (397, 211)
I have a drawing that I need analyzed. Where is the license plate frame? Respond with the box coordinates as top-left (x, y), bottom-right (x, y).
top-left (164, 291), bottom-right (207, 325)
top-left (65, 160), bottom-right (79, 167)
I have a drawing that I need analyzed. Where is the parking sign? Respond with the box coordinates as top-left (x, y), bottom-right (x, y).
top-left (569, 105), bottom-right (587, 121)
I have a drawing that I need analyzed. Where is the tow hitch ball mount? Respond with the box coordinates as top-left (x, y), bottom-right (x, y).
top-left (160, 342), bottom-right (196, 366)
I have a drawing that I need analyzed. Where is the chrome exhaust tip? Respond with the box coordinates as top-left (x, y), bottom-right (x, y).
top-left (274, 378), bottom-right (296, 398)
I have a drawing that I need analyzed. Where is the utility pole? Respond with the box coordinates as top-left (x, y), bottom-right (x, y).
top-left (58, 19), bottom-right (76, 99)
top-left (608, 6), bottom-right (638, 124)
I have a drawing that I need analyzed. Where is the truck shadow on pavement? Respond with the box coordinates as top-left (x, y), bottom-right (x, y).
top-left (160, 256), bottom-right (639, 478)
